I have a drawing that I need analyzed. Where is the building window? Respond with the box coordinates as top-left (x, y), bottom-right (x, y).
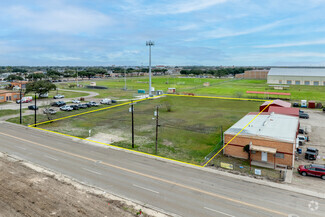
top-left (275, 153), bottom-right (284, 159)
top-left (279, 80), bottom-right (282, 84)
top-left (314, 81), bottom-right (319, 86)
top-left (0, 96), bottom-right (4, 100)
top-left (295, 81), bottom-right (300, 85)
top-left (13, 95), bottom-right (17, 98)
top-left (287, 80), bottom-right (292, 84)
top-left (304, 81), bottom-right (310, 85)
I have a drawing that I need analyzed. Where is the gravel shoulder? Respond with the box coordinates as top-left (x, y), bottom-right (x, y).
top-left (0, 153), bottom-right (161, 217)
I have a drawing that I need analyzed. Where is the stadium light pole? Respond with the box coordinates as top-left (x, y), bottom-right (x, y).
top-left (146, 40), bottom-right (154, 97)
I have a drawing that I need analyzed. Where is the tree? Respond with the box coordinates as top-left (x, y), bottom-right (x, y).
top-left (243, 144), bottom-right (251, 163)
top-left (25, 80), bottom-right (56, 95)
top-left (27, 73), bottom-right (46, 81)
top-left (6, 74), bottom-right (24, 81)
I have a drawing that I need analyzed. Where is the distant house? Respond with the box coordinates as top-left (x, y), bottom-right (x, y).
top-left (10, 81), bottom-right (29, 89)
top-left (0, 90), bottom-right (23, 103)
top-left (260, 99), bottom-right (291, 112)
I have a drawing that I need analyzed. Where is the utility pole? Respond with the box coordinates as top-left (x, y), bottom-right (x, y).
top-left (131, 101), bottom-right (134, 148)
top-left (34, 92), bottom-right (37, 127)
top-left (19, 89), bottom-right (22, 124)
top-left (124, 67), bottom-right (127, 90)
top-left (155, 106), bottom-right (159, 155)
top-left (146, 41), bottom-right (154, 96)
top-left (76, 70), bottom-right (79, 87)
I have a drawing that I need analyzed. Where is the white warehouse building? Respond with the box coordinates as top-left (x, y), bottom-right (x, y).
top-left (267, 68), bottom-right (325, 86)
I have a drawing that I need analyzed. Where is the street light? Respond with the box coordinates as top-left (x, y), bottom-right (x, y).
top-left (146, 40), bottom-right (154, 97)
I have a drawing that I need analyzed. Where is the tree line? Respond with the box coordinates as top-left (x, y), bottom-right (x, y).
top-left (180, 67), bottom-right (253, 77)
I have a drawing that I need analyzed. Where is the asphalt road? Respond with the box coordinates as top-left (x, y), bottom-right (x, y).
top-left (0, 122), bottom-right (324, 217)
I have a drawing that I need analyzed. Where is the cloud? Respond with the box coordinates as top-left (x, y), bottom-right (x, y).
top-left (254, 39), bottom-right (325, 48)
top-left (203, 19), bottom-right (286, 39)
top-left (3, 5), bottom-right (112, 34)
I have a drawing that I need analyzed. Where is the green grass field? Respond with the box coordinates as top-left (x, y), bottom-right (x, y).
top-left (28, 96), bottom-right (262, 164)
top-left (59, 77), bottom-right (325, 102)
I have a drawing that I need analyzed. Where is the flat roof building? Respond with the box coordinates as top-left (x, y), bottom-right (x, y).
top-left (267, 68), bottom-right (325, 86)
top-left (223, 113), bottom-right (299, 169)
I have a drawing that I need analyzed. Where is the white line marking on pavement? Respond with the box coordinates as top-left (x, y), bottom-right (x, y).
top-left (133, 184), bottom-right (159, 194)
top-left (44, 155), bottom-right (58, 161)
top-left (204, 207), bottom-right (235, 217)
top-left (82, 167), bottom-right (102, 175)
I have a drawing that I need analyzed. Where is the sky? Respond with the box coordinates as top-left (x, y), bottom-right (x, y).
top-left (1, 0), bottom-right (325, 66)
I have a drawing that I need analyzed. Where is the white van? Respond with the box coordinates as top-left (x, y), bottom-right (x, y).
top-left (100, 98), bottom-right (112, 104)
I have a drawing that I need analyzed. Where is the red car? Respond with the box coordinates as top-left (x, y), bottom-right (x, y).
top-left (298, 164), bottom-right (325, 180)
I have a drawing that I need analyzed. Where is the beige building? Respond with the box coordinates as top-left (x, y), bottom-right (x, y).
top-left (267, 68), bottom-right (325, 85)
top-left (235, 70), bottom-right (269, 79)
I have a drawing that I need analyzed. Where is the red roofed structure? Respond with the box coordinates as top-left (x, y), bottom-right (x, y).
top-left (268, 107), bottom-right (299, 117)
top-left (260, 99), bottom-right (291, 112)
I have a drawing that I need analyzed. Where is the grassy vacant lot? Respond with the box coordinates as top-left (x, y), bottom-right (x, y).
top-left (59, 77), bottom-right (325, 102)
top-left (0, 109), bottom-right (20, 118)
top-left (34, 96), bottom-right (261, 164)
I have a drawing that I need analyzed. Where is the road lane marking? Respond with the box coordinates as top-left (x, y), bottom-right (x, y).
top-left (133, 184), bottom-right (159, 194)
top-left (15, 146), bottom-right (26, 150)
top-left (204, 207), bottom-right (235, 217)
top-left (44, 155), bottom-right (58, 161)
top-left (82, 167), bottom-right (102, 175)
top-left (0, 131), bottom-right (288, 216)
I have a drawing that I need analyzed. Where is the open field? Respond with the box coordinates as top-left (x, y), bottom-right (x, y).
top-left (32, 96), bottom-right (262, 164)
top-left (59, 77), bottom-right (325, 102)
top-left (0, 109), bottom-right (20, 117)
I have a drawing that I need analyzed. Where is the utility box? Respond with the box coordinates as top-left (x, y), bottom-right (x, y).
top-left (138, 89), bottom-right (145, 94)
top-left (167, 88), bottom-right (176, 94)
top-left (156, 90), bottom-right (164, 95)
top-left (308, 101), bottom-right (316, 109)
top-left (301, 100), bottom-right (307, 108)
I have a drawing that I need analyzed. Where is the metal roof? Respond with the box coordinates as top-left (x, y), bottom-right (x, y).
top-left (261, 99), bottom-right (291, 108)
top-left (268, 68), bottom-right (325, 77)
top-left (225, 113), bottom-right (299, 143)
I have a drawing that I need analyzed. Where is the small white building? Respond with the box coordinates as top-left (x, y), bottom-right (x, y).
top-left (267, 68), bottom-right (325, 86)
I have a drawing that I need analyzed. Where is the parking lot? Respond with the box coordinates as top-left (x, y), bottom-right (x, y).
top-left (292, 109), bottom-right (325, 190)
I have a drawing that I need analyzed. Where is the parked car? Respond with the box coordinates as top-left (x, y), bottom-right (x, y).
top-left (323, 107), bottom-right (325, 112)
top-left (53, 94), bottom-right (65, 99)
top-left (69, 105), bottom-right (79, 110)
top-left (297, 135), bottom-right (306, 145)
top-left (78, 104), bottom-right (88, 109)
top-left (28, 105), bottom-right (38, 110)
top-left (51, 101), bottom-right (66, 107)
top-left (60, 105), bottom-right (73, 111)
top-left (100, 98), bottom-right (112, 104)
top-left (293, 102), bottom-right (299, 107)
top-left (85, 102), bottom-right (92, 107)
top-left (298, 164), bottom-right (325, 180)
top-left (298, 129), bottom-right (305, 134)
top-left (112, 99), bottom-right (117, 103)
top-left (305, 148), bottom-right (319, 160)
top-left (72, 99), bottom-right (81, 104)
top-left (43, 108), bottom-right (57, 115)
top-left (299, 113), bottom-right (309, 119)
top-left (89, 101), bottom-right (99, 107)
top-left (39, 93), bottom-right (49, 98)
top-left (299, 110), bottom-right (304, 114)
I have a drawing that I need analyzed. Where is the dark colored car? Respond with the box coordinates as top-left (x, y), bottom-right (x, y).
top-left (323, 107), bottom-right (325, 112)
top-left (51, 101), bottom-right (66, 107)
top-left (69, 105), bottom-right (79, 110)
top-left (299, 113), bottom-right (309, 119)
top-left (305, 148), bottom-right (319, 160)
top-left (293, 102), bottom-right (299, 107)
top-left (43, 108), bottom-right (57, 115)
top-left (28, 105), bottom-right (38, 110)
top-left (298, 164), bottom-right (325, 180)
top-left (112, 100), bottom-right (117, 103)
top-left (298, 129), bottom-right (305, 134)
top-left (85, 102), bottom-right (92, 107)
top-left (79, 104), bottom-right (89, 108)
top-left (299, 110), bottom-right (304, 114)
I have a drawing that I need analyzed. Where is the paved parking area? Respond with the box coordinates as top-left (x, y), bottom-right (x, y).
top-left (292, 109), bottom-right (325, 191)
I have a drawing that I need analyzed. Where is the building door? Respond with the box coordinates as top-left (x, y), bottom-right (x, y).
top-left (261, 152), bottom-right (268, 162)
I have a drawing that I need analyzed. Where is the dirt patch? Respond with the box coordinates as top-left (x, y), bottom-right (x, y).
top-left (0, 153), bottom-right (163, 217)
top-left (88, 132), bottom-right (126, 144)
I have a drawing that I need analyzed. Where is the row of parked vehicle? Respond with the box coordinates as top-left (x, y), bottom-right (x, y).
top-left (299, 110), bottom-right (309, 119)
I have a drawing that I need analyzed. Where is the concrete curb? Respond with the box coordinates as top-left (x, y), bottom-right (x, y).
top-left (4, 121), bottom-right (325, 200)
